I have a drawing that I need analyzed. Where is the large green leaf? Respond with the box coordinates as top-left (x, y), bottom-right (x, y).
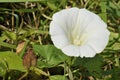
top-left (0, 59), bottom-right (7, 77)
top-left (84, 55), bottom-right (103, 78)
top-left (0, 51), bottom-right (26, 72)
top-left (73, 55), bottom-right (103, 78)
top-left (33, 45), bottom-right (70, 68)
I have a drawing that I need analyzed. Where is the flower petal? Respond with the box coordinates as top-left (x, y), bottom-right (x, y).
top-left (50, 21), bottom-right (65, 36)
top-left (62, 45), bottom-right (96, 57)
top-left (50, 7), bottom-right (80, 49)
top-left (86, 29), bottom-right (110, 53)
top-left (51, 34), bottom-right (70, 49)
top-left (79, 45), bottom-right (96, 57)
top-left (73, 8), bottom-right (110, 53)
top-left (62, 45), bottom-right (80, 57)
top-left (52, 7), bottom-right (79, 33)
top-left (71, 9), bottom-right (108, 46)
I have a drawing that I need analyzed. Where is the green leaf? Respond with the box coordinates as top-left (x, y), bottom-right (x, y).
top-left (14, 9), bottom-right (38, 13)
top-left (47, 2), bottom-right (57, 10)
top-left (109, 1), bottom-right (118, 9)
top-left (33, 45), bottom-right (69, 68)
top-left (103, 67), bottom-right (120, 80)
top-left (0, 40), bottom-right (16, 49)
top-left (99, 1), bottom-right (107, 22)
top-left (50, 75), bottom-right (68, 80)
top-left (111, 42), bottom-right (120, 50)
top-left (111, 67), bottom-right (120, 80)
top-left (109, 32), bottom-right (118, 41)
top-left (116, 10), bottom-right (120, 17)
top-left (73, 55), bottom-right (103, 78)
top-left (0, 33), bottom-right (8, 41)
top-left (4, 31), bottom-right (16, 40)
top-left (18, 28), bottom-right (48, 40)
top-left (84, 55), bottom-right (103, 78)
top-left (35, 60), bottom-right (51, 68)
top-left (107, 31), bottom-right (120, 48)
top-left (0, 51), bottom-right (26, 72)
top-left (47, 0), bottom-right (60, 10)
top-left (19, 40), bottom-right (29, 58)
top-left (0, 59), bottom-right (7, 77)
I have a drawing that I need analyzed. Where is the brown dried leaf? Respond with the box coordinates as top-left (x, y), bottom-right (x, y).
top-left (23, 48), bottom-right (37, 69)
top-left (16, 42), bottom-right (25, 55)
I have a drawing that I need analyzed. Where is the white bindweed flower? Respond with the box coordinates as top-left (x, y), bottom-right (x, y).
top-left (49, 7), bottom-right (110, 58)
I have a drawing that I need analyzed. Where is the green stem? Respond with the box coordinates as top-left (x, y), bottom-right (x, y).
top-left (115, 54), bottom-right (120, 67)
top-left (18, 71), bottom-right (28, 80)
top-left (30, 67), bottom-right (49, 76)
top-left (68, 67), bottom-right (74, 80)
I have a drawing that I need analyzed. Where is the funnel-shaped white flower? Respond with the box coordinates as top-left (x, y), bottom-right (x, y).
top-left (50, 7), bottom-right (110, 58)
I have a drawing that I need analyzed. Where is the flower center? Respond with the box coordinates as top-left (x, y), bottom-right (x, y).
top-left (72, 36), bottom-right (82, 46)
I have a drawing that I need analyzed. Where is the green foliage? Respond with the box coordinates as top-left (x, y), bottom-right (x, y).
top-left (73, 55), bottom-right (103, 78)
top-left (33, 45), bottom-right (70, 68)
top-left (84, 56), bottom-right (103, 78)
top-left (0, 0), bottom-right (120, 79)
top-left (0, 51), bottom-right (26, 72)
top-left (111, 67), bottom-right (120, 80)
top-left (99, 1), bottom-right (107, 22)
top-left (0, 59), bottom-right (7, 77)
top-left (0, 41), bottom-right (16, 49)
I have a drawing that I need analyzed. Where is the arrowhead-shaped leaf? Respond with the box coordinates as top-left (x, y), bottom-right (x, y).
top-left (0, 51), bottom-right (26, 72)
